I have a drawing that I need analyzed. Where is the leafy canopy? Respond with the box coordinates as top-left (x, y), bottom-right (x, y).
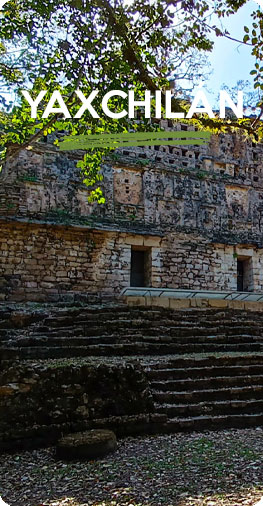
top-left (0, 0), bottom-right (262, 200)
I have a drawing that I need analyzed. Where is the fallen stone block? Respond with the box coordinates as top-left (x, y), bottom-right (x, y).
top-left (56, 429), bottom-right (117, 460)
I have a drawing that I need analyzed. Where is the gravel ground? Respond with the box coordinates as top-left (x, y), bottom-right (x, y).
top-left (1, 428), bottom-right (263, 506)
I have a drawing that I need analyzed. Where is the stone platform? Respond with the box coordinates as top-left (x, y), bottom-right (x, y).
top-left (122, 287), bottom-right (263, 312)
top-left (1, 302), bottom-right (263, 452)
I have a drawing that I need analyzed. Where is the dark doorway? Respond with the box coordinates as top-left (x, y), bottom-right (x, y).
top-left (130, 248), bottom-right (151, 287)
top-left (237, 260), bottom-right (244, 291)
top-left (130, 249), bottom-right (146, 287)
top-left (237, 256), bottom-right (253, 292)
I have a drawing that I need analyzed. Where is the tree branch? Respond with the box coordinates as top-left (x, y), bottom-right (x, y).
top-left (5, 53), bottom-right (89, 163)
top-left (95, 0), bottom-right (185, 112)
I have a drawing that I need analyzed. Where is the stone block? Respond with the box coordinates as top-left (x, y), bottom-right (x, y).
top-left (125, 236), bottom-right (144, 246)
top-left (228, 300), bottom-right (245, 310)
top-left (236, 247), bottom-right (254, 257)
top-left (148, 296), bottom-right (170, 308)
top-left (169, 298), bottom-right (190, 309)
top-left (244, 301), bottom-right (263, 312)
top-left (143, 237), bottom-right (161, 247)
top-left (208, 299), bottom-right (228, 308)
top-left (195, 298), bottom-right (209, 308)
top-left (56, 430), bottom-right (117, 461)
top-left (125, 296), bottom-right (146, 306)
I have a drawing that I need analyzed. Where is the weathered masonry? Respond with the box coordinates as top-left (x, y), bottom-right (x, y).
top-left (1, 121), bottom-right (263, 301)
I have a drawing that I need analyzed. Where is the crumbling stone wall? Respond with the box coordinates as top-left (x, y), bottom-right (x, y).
top-left (0, 359), bottom-right (153, 451)
top-left (2, 124), bottom-right (263, 244)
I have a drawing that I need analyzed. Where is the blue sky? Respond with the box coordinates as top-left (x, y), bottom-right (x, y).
top-left (204, 1), bottom-right (256, 100)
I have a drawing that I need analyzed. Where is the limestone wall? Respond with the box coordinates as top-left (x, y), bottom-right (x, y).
top-left (160, 237), bottom-right (263, 292)
top-left (2, 126), bottom-right (263, 300)
top-left (1, 221), bottom-right (263, 301)
top-left (0, 222), bottom-right (129, 301)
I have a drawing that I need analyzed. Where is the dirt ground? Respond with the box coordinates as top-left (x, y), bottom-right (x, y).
top-left (1, 428), bottom-right (263, 506)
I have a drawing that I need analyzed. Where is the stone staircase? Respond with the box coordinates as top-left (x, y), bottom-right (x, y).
top-left (1, 303), bottom-right (263, 437)
top-left (1, 305), bottom-right (263, 360)
top-left (145, 354), bottom-right (263, 432)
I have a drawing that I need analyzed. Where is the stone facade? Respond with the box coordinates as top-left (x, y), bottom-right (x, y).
top-left (1, 121), bottom-right (263, 300)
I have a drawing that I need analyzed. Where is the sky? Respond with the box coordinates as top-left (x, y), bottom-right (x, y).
top-left (201, 1), bottom-right (257, 103)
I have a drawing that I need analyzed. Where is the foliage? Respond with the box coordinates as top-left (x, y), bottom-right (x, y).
top-left (0, 0), bottom-right (262, 201)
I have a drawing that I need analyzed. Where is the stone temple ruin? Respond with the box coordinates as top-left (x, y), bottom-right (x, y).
top-left (1, 121), bottom-right (263, 451)
top-left (1, 120), bottom-right (263, 300)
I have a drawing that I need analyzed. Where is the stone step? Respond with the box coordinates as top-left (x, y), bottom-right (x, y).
top-left (28, 318), bottom-right (262, 328)
top-left (154, 398), bottom-right (263, 417)
top-left (167, 326), bottom-right (263, 336)
top-left (164, 412), bottom-right (263, 432)
top-left (152, 384), bottom-right (263, 403)
top-left (151, 374), bottom-right (263, 392)
top-left (141, 334), bottom-right (259, 343)
top-left (2, 409), bottom-right (263, 453)
top-left (32, 320), bottom-right (263, 332)
top-left (197, 319), bottom-right (263, 326)
top-left (122, 326), bottom-right (263, 337)
top-left (5, 335), bottom-right (124, 347)
top-left (17, 327), bottom-right (263, 343)
top-left (40, 309), bottom-right (263, 322)
top-left (0, 413), bottom-right (159, 452)
top-left (3, 333), bottom-right (261, 348)
top-left (92, 410), bottom-right (263, 435)
top-left (5, 332), bottom-right (263, 347)
top-left (147, 354), bottom-right (263, 370)
top-left (42, 309), bottom-right (164, 326)
top-left (3, 312), bottom-right (263, 335)
top-left (147, 363), bottom-right (263, 381)
top-left (1, 340), bottom-right (262, 359)
top-left (4, 320), bottom-right (263, 336)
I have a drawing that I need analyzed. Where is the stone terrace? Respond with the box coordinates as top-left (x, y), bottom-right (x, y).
top-left (1, 303), bottom-right (263, 452)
